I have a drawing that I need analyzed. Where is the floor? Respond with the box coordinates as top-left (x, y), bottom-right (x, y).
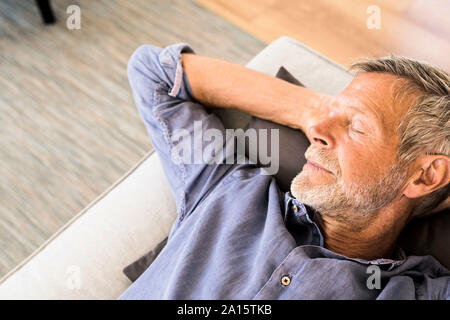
top-left (195, 0), bottom-right (450, 71)
top-left (0, 0), bottom-right (265, 277)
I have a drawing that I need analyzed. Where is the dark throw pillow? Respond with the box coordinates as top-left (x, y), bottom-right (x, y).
top-left (123, 237), bottom-right (168, 282)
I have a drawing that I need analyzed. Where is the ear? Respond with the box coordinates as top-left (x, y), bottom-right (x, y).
top-left (403, 155), bottom-right (450, 199)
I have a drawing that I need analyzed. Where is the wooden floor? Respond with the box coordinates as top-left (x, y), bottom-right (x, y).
top-left (0, 0), bottom-right (265, 277)
top-left (195, 0), bottom-right (450, 71)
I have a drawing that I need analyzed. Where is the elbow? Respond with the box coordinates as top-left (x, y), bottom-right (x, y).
top-left (127, 44), bottom-right (162, 83)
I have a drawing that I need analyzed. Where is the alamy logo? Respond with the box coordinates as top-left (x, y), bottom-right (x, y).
top-left (366, 5), bottom-right (381, 30)
top-left (66, 5), bottom-right (81, 30)
top-left (170, 121), bottom-right (280, 175)
top-left (366, 265), bottom-right (381, 289)
top-left (66, 265), bottom-right (81, 290)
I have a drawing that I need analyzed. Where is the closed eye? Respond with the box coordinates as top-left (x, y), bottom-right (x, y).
top-left (351, 125), bottom-right (365, 134)
top-left (349, 120), bottom-right (366, 135)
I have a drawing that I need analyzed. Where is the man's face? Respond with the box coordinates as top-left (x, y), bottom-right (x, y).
top-left (291, 73), bottom-right (412, 223)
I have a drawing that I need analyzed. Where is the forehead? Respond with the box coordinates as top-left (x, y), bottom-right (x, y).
top-left (338, 72), bottom-right (411, 131)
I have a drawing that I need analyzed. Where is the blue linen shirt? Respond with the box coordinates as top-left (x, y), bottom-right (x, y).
top-left (118, 43), bottom-right (450, 300)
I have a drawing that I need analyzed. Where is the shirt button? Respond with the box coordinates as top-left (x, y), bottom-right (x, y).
top-left (281, 275), bottom-right (291, 286)
top-left (293, 205), bottom-right (299, 212)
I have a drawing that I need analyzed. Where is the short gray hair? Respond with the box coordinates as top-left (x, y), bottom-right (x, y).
top-left (350, 56), bottom-right (450, 217)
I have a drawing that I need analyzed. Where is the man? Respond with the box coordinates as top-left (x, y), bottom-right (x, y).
top-left (119, 42), bottom-right (450, 299)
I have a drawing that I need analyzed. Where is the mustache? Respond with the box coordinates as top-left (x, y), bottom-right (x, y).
top-left (304, 146), bottom-right (341, 176)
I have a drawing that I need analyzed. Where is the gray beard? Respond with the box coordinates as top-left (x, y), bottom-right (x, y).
top-left (290, 163), bottom-right (407, 229)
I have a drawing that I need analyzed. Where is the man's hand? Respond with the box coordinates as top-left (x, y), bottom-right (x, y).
top-left (181, 53), bottom-right (324, 133)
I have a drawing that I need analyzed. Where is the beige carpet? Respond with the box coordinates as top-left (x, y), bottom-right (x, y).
top-left (0, 0), bottom-right (265, 277)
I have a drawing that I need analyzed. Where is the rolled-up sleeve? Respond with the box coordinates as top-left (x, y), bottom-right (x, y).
top-left (127, 43), bottom-right (235, 230)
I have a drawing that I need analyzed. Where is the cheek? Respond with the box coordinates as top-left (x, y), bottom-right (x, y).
top-left (338, 144), bottom-right (389, 185)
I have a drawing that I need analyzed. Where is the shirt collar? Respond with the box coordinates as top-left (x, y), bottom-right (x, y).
top-left (283, 191), bottom-right (324, 246)
top-left (283, 191), bottom-right (407, 270)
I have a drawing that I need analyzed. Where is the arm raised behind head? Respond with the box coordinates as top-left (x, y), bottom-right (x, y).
top-left (181, 53), bottom-right (324, 133)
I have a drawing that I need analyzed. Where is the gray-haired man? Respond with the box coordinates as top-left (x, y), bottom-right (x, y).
top-left (119, 43), bottom-right (449, 299)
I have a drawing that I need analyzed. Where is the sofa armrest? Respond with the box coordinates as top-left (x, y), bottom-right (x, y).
top-left (0, 150), bottom-right (177, 299)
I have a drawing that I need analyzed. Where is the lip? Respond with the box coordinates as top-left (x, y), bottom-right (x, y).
top-left (305, 158), bottom-right (333, 174)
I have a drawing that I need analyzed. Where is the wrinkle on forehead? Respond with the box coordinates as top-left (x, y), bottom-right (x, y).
top-left (343, 73), bottom-right (412, 136)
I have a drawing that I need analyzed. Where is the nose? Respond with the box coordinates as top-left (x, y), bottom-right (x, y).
top-left (308, 122), bottom-right (333, 149)
top-left (307, 114), bottom-right (344, 150)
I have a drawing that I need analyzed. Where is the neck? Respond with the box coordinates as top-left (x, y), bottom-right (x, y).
top-left (312, 195), bottom-right (413, 261)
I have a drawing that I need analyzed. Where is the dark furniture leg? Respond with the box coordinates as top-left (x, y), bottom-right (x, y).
top-left (35, 0), bottom-right (56, 24)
